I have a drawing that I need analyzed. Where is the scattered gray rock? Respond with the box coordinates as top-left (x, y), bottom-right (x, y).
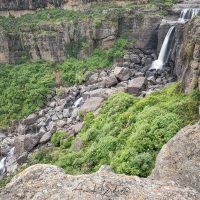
top-left (72, 138), bottom-right (83, 151)
top-left (23, 114), bottom-right (38, 125)
top-left (128, 77), bottom-right (147, 95)
top-left (49, 101), bottom-right (56, 108)
top-left (130, 54), bottom-right (140, 64)
top-left (114, 67), bottom-right (131, 81)
top-left (63, 109), bottom-right (70, 118)
top-left (14, 135), bottom-right (39, 158)
top-left (39, 132), bottom-right (52, 144)
top-left (123, 61), bottom-right (130, 68)
top-left (74, 122), bottom-right (85, 135)
top-left (56, 120), bottom-right (67, 128)
top-left (71, 108), bottom-right (79, 119)
top-left (16, 152), bottom-right (28, 165)
top-left (80, 97), bottom-right (104, 113)
top-left (104, 74), bottom-right (118, 88)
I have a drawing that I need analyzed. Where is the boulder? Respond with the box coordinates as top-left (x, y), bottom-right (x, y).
top-left (1, 164), bottom-right (199, 199)
top-left (23, 114), bottom-right (38, 125)
top-left (114, 67), bottom-right (131, 81)
top-left (72, 138), bottom-right (83, 151)
top-left (14, 135), bottom-right (39, 158)
top-left (127, 77), bottom-right (147, 95)
top-left (150, 124), bottom-right (200, 192)
top-left (63, 109), bottom-right (70, 118)
top-left (74, 122), bottom-right (85, 135)
top-left (104, 74), bottom-right (118, 88)
top-left (39, 132), bottom-right (52, 144)
top-left (130, 54), bottom-right (140, 64)
top-left (71, 108), bottom-right (79, 119)
top-left (80, 97), bottom-right (104, 113)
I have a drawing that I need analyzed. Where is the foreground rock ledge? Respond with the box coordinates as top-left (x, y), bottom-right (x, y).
top-left (150, 124), bottom-right (200, 192)
top-left (1, 164), bottom-right (199, 200)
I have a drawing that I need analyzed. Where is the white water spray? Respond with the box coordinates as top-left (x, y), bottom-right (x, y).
top-left (179, 8), bottom-right (200, 22)
top-left (150, 26), bottom-right (175, 70)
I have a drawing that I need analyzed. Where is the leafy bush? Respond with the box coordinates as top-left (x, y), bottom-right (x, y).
top-left (30, 84), bottom-right (199, 176)
top-left (51, 131), bottom-right (66, 147)
top-left (0, 60), bottom-right (55, 127)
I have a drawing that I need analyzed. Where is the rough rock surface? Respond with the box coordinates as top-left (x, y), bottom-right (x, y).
top-left (128, 77), bottom-right (147, 95)
top-left (1, 164), bottom-right (199, 200)
top-left (80, 97), bottom-right (104, 113)
top-left (150, 124), bottom-right (200, 192)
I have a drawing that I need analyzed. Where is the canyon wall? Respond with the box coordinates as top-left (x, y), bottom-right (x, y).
top-left (0, 10), bottom-right (162, 64)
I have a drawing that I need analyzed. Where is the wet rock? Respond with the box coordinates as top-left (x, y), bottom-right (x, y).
top-left (71, 108), bottom-right (79, 119)
top-left (128, 77), bottom-right (147, 95)
top-left (114, 67), bottom-right (131, 81)
top-left (147, 76), bottom-right (156, 84)
top-left (123, 62), bottom-right (130, 68)
top-left (130, 54), bottom-right (140, 64)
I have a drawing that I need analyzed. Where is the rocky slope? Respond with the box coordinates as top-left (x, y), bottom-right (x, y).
top-left (1, 164), bottom-right (199, 199)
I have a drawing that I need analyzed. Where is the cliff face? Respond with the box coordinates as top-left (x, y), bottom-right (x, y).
top-left (0, 0), bottom-right (67, 10)
top-left (0, 0), bottom-right (149, 12)
top-left (0, 10), bottom-right (162, 64)
top-left (177, 17), bottom-right (200, 94)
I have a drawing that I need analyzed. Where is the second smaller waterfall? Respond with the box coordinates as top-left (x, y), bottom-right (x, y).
top-left (150, 26), bottom-right (175, 70)
top-left (179, 8), bottom-right (200, 22)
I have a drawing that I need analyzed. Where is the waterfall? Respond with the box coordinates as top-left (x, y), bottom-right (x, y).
top-left (179, 8), bottom-right (200, 22)
top-left (150, 26), bottom-right (175, 70)
top-left (0, 147), bottom-right (15, 178)
top-left (0, 157), bottom-right (7, 177)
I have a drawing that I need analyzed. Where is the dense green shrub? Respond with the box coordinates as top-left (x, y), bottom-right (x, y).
top-left (0, 60), bottom-right (55, 126)
top-left (51, 131), bottom-right (65, 147)
top-left (30, 83), bottom-right (199, 176)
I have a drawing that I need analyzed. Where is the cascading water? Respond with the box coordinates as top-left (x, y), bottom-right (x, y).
top-left (150, 26), bottom-right (175, 70)
top-left (0, 147), bottom-right (15, 178)
top-left (179, 8), bottom-right (200, 22)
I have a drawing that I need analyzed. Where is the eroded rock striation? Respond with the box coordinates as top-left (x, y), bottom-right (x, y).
top-left (1, 164), bottom-right (199, 199)
top-left (150, 124), bottom-right (200, 193)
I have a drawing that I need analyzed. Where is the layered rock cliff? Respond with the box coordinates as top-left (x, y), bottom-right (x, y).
top-left (177, 17), bottom-right (200, 93)
top-left (0, 8), bottom-right (162, 64)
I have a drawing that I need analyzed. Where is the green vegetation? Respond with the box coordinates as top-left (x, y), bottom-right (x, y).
top-left (0, 36), bottom-right (128, 127)
top-left (0, 176), bottom-right (13, 189)
top-left (29, 83), bottom-right (200, 177)
top-left (0, 4), bottom-right (124, 32)
top-left (0, 60), bottom-right (55, 127)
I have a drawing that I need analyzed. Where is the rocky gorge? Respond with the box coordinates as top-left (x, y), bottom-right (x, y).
top-left (0, 0), bottom-right (200, 199)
